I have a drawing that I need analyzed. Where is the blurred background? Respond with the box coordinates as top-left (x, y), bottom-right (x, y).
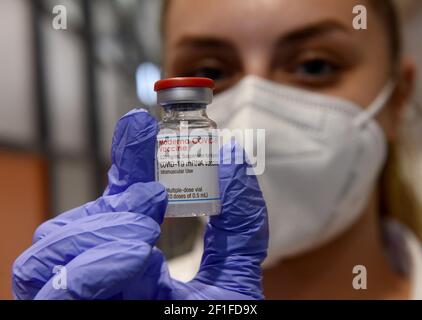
top-left (0, 0), bottom-right (421, 299)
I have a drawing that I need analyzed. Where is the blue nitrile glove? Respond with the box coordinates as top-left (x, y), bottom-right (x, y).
top-left (12, 109), bottom-right (268, 300)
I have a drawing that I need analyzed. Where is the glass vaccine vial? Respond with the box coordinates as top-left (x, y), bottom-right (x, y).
top-left (154, 77), bottom-right (220, 217)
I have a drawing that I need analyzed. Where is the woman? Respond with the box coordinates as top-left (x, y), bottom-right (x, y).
top-left (163, 0), bottom-right (422, 299)
top-left (13, 0), bottom-right (421, 300)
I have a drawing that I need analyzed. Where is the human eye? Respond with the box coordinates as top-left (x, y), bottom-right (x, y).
top-left (190, 65), bottom-right (227, 82)
top-left (295, 58), bottom-right (338, 78)
top-left (288, 53), bottom-right (342, 86)
top-left (174, 58), bottom-right (238, 92)
top-left (277, 48), bottom-right (349, 88)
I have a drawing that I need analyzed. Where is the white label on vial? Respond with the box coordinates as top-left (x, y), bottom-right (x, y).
top-left (156, 133), bottom-right (220, 204)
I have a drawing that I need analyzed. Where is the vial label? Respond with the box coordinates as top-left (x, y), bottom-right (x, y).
top-left (156, 132), bottom-right (220, 205)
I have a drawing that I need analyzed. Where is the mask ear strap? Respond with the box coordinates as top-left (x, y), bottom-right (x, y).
top-left (354, 80), bottom-right (396, 128)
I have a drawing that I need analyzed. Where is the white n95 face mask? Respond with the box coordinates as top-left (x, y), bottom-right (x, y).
top-left (208, 75), bottom-right (395, 267)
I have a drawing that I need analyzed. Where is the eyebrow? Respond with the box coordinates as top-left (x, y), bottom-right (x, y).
top-left (173, 20), bottom-right (351, 52)
top-left (175, 37), bottom-right (235, 52)
top-left (275, 20), bottom-right (351, 47)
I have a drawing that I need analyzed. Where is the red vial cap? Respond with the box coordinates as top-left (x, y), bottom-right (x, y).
top-left (154, 77), bottom-right (215, 92)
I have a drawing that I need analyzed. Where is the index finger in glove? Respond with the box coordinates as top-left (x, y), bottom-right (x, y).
top-left (32, 110), bottom-right (160, 242)
top-left (104, 109), bottom-right (159, 195)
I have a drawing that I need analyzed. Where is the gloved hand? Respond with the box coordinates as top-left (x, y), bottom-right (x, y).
top-left (12, 109), bottom-right (268, 300)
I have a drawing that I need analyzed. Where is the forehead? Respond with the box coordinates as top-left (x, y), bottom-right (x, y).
top-left (165, 0), bottom-right (374, 45)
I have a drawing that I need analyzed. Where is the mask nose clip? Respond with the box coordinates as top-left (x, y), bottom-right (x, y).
top-left (353, 81), bottom-right (397, 128)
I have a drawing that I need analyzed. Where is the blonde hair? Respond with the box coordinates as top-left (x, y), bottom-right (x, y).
top-left (379, 0), bottom-right (422, 241)
top-left (381, 105), bottom-right (422, 240)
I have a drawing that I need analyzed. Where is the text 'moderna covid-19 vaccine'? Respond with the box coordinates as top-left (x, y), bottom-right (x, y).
top-left (154, 77), bottom-right (221, 217)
